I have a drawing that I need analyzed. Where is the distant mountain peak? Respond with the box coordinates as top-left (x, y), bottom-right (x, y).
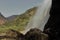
top-left (7, 15), bottom-right (18, 21)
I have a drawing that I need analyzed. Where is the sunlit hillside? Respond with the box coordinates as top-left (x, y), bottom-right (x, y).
top-left (0, 7), bottom-right (37, 33)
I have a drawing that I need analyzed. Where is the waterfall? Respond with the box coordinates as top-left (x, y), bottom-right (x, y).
top-left (20, 0), bottom-right (52, 34)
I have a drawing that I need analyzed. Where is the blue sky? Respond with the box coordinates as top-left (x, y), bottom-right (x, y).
top-left (0, 0), bottom-right (43, 17)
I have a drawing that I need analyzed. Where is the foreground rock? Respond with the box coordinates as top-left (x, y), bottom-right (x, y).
top-left (0, 28), bottom-right (48, 40)
top-left (25, 28), bottom-right (48, 40)
top-left (0, 29), bottom-right (24, 40)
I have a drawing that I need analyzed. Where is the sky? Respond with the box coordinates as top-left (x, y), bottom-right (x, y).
top-left (0, 0), bottom-right (43, 17)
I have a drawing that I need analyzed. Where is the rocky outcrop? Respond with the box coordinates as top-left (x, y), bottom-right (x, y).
top-left (44, 0), bottom-right (60, 40)
top-left (0, 29), bottom-right (24, 40)
top-left (25, 28), bottom-right (48, 40)
top-left (0, 28), bottom-right (48, 40)
top-left (0, 12), bottom-right (7, 25)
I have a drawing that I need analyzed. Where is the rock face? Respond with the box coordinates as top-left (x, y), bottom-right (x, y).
top-left (0, 28), bottom-right (48, 40)
top-left (0, 29), bottom-right (24, 40)
top-left (44, 0), bottom-right (60, 40)
top-left (5, 29), bottom-right (24, 40)
top-left (0, 12), bottom-right (7, 25)
top-left (25, 28), bottom-right (48, 40)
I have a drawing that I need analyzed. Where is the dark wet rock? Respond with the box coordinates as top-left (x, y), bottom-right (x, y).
top-left (25, 28), bottom-right (48, 40)
top-left (44, 0), bottom-right (60, 40)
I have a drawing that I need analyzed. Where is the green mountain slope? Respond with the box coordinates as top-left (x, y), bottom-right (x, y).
top-left (0, 7), bottom-right (37, 32)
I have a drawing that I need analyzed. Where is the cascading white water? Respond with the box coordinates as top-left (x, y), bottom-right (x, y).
top-left (20, 0), bottom-right (52, 34)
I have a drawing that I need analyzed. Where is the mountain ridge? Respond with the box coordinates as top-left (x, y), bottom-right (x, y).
top-left (0, 7), bottom-right (37, 32)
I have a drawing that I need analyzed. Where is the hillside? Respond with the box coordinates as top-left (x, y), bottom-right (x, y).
top-left (0, 7), bottom-right (37, 32)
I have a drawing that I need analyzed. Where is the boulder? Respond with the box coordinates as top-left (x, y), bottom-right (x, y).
top-left (0, 29), bottom-right (24, 40)
top-left (25, 28), bottom-right (48, 40)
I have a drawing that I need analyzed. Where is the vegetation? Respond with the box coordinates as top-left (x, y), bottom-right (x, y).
top-left (0, 7), bottom-right (37, 33)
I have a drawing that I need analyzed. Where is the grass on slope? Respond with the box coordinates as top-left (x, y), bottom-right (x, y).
top-left (0, 7), bottom-right (37, 33)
